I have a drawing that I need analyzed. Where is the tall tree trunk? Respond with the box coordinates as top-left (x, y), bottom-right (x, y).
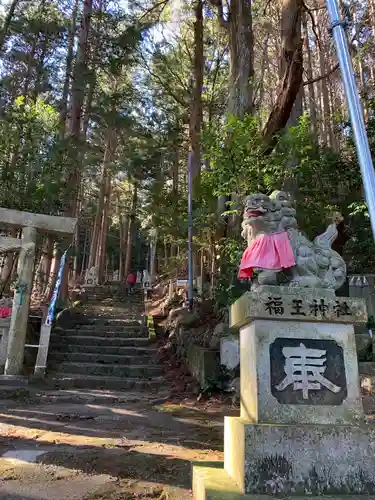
top-left (88, 131), bottom-right (113, 269)
top-left (262, 0), bottom-right (303, 152)
top-left (189, 0), bottom-right (204, 197)
top-left (228, 0), bottom-right (254, 116)
top-left (36, 236), bottom-right (53, 295)
top-left (80, 227), bottom-right (89, 277)
top-left (353, 6), bottom-right (368, 121)
top-left (124, 183), bottom-right (138, 277)
top-left (256, 32), bottom-right (270, 113)
top-left (208, 0), bottom-right (254, 117)
top-left (316, 12), bottom-right (334, 147)
top-left (0, 229), bottom-right (18, 295)
top-left (59, 0), bottom-right (93, 302)
top-left (59, 0), bottom-right (79, 136)
top-left (0, 0), bottom-right (20, 52)
top-left (172, 146), bottom-right (179, 196)
top-left (66, 0), bottom-right (93, 215)
top-left (72, 206), bottom-right (81, 281)
top-left (97, 172), bottom-right (111, 283)
top-left (42, 242), bottom-right (61, 303)
top-left (120, 215), bottom-right (129, 280)
top-left (117, 191), bottom-right (128, 281)
top-left (81, 71), bottom-right (95, 138)
top-left (31, 0), bottom-right (47, 102)
top-left (302, 12), bottom-right (317, 135)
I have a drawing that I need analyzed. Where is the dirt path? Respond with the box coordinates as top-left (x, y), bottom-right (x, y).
top-left (0, 390), bottom-right (239, 499)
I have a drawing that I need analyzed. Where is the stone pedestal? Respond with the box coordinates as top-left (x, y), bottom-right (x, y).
top-left (142, 270), bottom-right (151, 289)
top-left (225, 418), bottom-right (375, 496)
top-left (239, 319), bottom-right (362, 425)
top-left (84, 266), bottom-right (99, 286)
top-left (220, 335), bottom-right (239, 371)
top-left (193, 286), bottom-right (374, 498)
top-left (0, 316), bottom-right (11, 372)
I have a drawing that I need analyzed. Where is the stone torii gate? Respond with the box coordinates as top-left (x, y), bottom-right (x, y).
top-left (0, 208), bottom-right (76, 376)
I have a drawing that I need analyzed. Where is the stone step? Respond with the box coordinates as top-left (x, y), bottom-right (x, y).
top-left (85, 294), bottom-right (144, 307)
top-left (77, 323), bottom-right (142, 332)
top-left (359, 362), bottom-right (375, 376)
top-left (48, 373), bottom-right (164, 391)
top-left (86, 293), bottom-right (143, 297)
top-left (52, 328), bottom-right (147, 338)
top-left (193, 462), bottom-right (246, 500)
top-left (51, 361), bottom-right (164, 378)
top-left (0, 375), bottom-right (29, 387)
top-left (107, 299), bottom-right (144, 304)
top-left (0, 386), bottom-right (31, 399)
top-left (81, 313), bottom-right (143, 321)
top-left (50, 335), bottom-right (152, 347)
top-left (48, 352), bottom-right (154, 365)
top-left (81, 318), bottom-right (143, 326)
top-left (52, 344), bottom-right (156, 355)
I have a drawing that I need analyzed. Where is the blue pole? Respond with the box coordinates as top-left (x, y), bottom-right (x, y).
top-left (188, 151), bottom-right (194, 311)
top-left (326, 0), bottom-right (375, 241)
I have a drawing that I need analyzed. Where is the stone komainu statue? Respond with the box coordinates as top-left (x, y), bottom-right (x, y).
top-left (239, 190), bottom-right (346, 290)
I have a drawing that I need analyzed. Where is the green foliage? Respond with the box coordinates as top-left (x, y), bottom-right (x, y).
top-left (203, 112), bottom-right (364, 235)
top-left (0, 96), bottom-right (67, 213)
top-left (202, 114), bottom-right (266, 198)
top-left (214, 237), bottom-right (248, 308)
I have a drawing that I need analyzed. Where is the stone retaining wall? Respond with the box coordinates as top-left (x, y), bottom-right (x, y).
top-left (186, 344), bottom-right (220, 389)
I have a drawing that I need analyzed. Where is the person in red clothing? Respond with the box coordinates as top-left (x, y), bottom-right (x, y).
top-left (126, 271), bottom-right (136, 294)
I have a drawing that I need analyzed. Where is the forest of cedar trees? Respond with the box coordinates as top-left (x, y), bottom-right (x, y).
top-left (0, 0), bottom-right (375, 308)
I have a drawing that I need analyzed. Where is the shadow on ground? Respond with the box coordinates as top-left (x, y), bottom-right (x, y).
top-left (0, 397), bottom-right (238, 496)
top-left (0, 401), bottom-right (229, 450)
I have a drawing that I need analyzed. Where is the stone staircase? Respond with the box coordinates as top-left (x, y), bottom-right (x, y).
top-left (47, 290), bottom-right (163, 391)
top-left (83, 284), bottom-right (140, 303)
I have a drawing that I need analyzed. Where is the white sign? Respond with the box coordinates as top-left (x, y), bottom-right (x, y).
top-left (142, 270), bottom-right (152, 290)
top-left (275, 343), bottom-right (341, 400)
top-left (85, 266), bottom-right (99, 286)
top-left (176, 279), bottom-right (188, 287)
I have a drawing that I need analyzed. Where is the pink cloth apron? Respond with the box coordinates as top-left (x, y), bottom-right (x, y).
top-left (238, 231), bottom-right (295, 279)
top-left (0, 307), bottom-right (12, 318)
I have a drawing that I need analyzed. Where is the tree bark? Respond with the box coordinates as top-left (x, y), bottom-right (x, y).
top-left (66, 0), bottom-right (93, 216)
top-left (80, 227), bottom-right (89, 277)
top-left (88, 130), bottom-right (113, 269)
top-left (171, 146), bottom-right (179, 196)
top-left (124, 183), bottom-right (138, 277)
top-left (59, 0), bottom-right (93, 302)
top-left (302, 11), bottom-right (317, 135)
top-left (189, 0), bottom-right (204, 197)
top-left (59, 0), bottom-right (79, 137)
top-left (117, 191), bottom-right (128, 281)
top-left (227, 0), bottom-right (254, 116)
top-left (121, 215), bottom-right (129, 280)
top-left (0, 0), bottom-right (20, 52)
top-left (42, 242), bottom-right (61, 304)
top-left (0, 228), bottom-right (18, 296)
top-left (36, 236), bottom-right (53, 295)
top-left (97, 172), bottom-right (111, 283)
top-left (208, 0), bottom-right (254, 117)
top-left (262, 0), bottom-right (303, 152)
top-left (315, 11), bottom-right (334, 147)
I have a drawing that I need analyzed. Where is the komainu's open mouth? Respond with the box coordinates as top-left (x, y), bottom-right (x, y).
top-left (246, 209), bottom-right (266, 218)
